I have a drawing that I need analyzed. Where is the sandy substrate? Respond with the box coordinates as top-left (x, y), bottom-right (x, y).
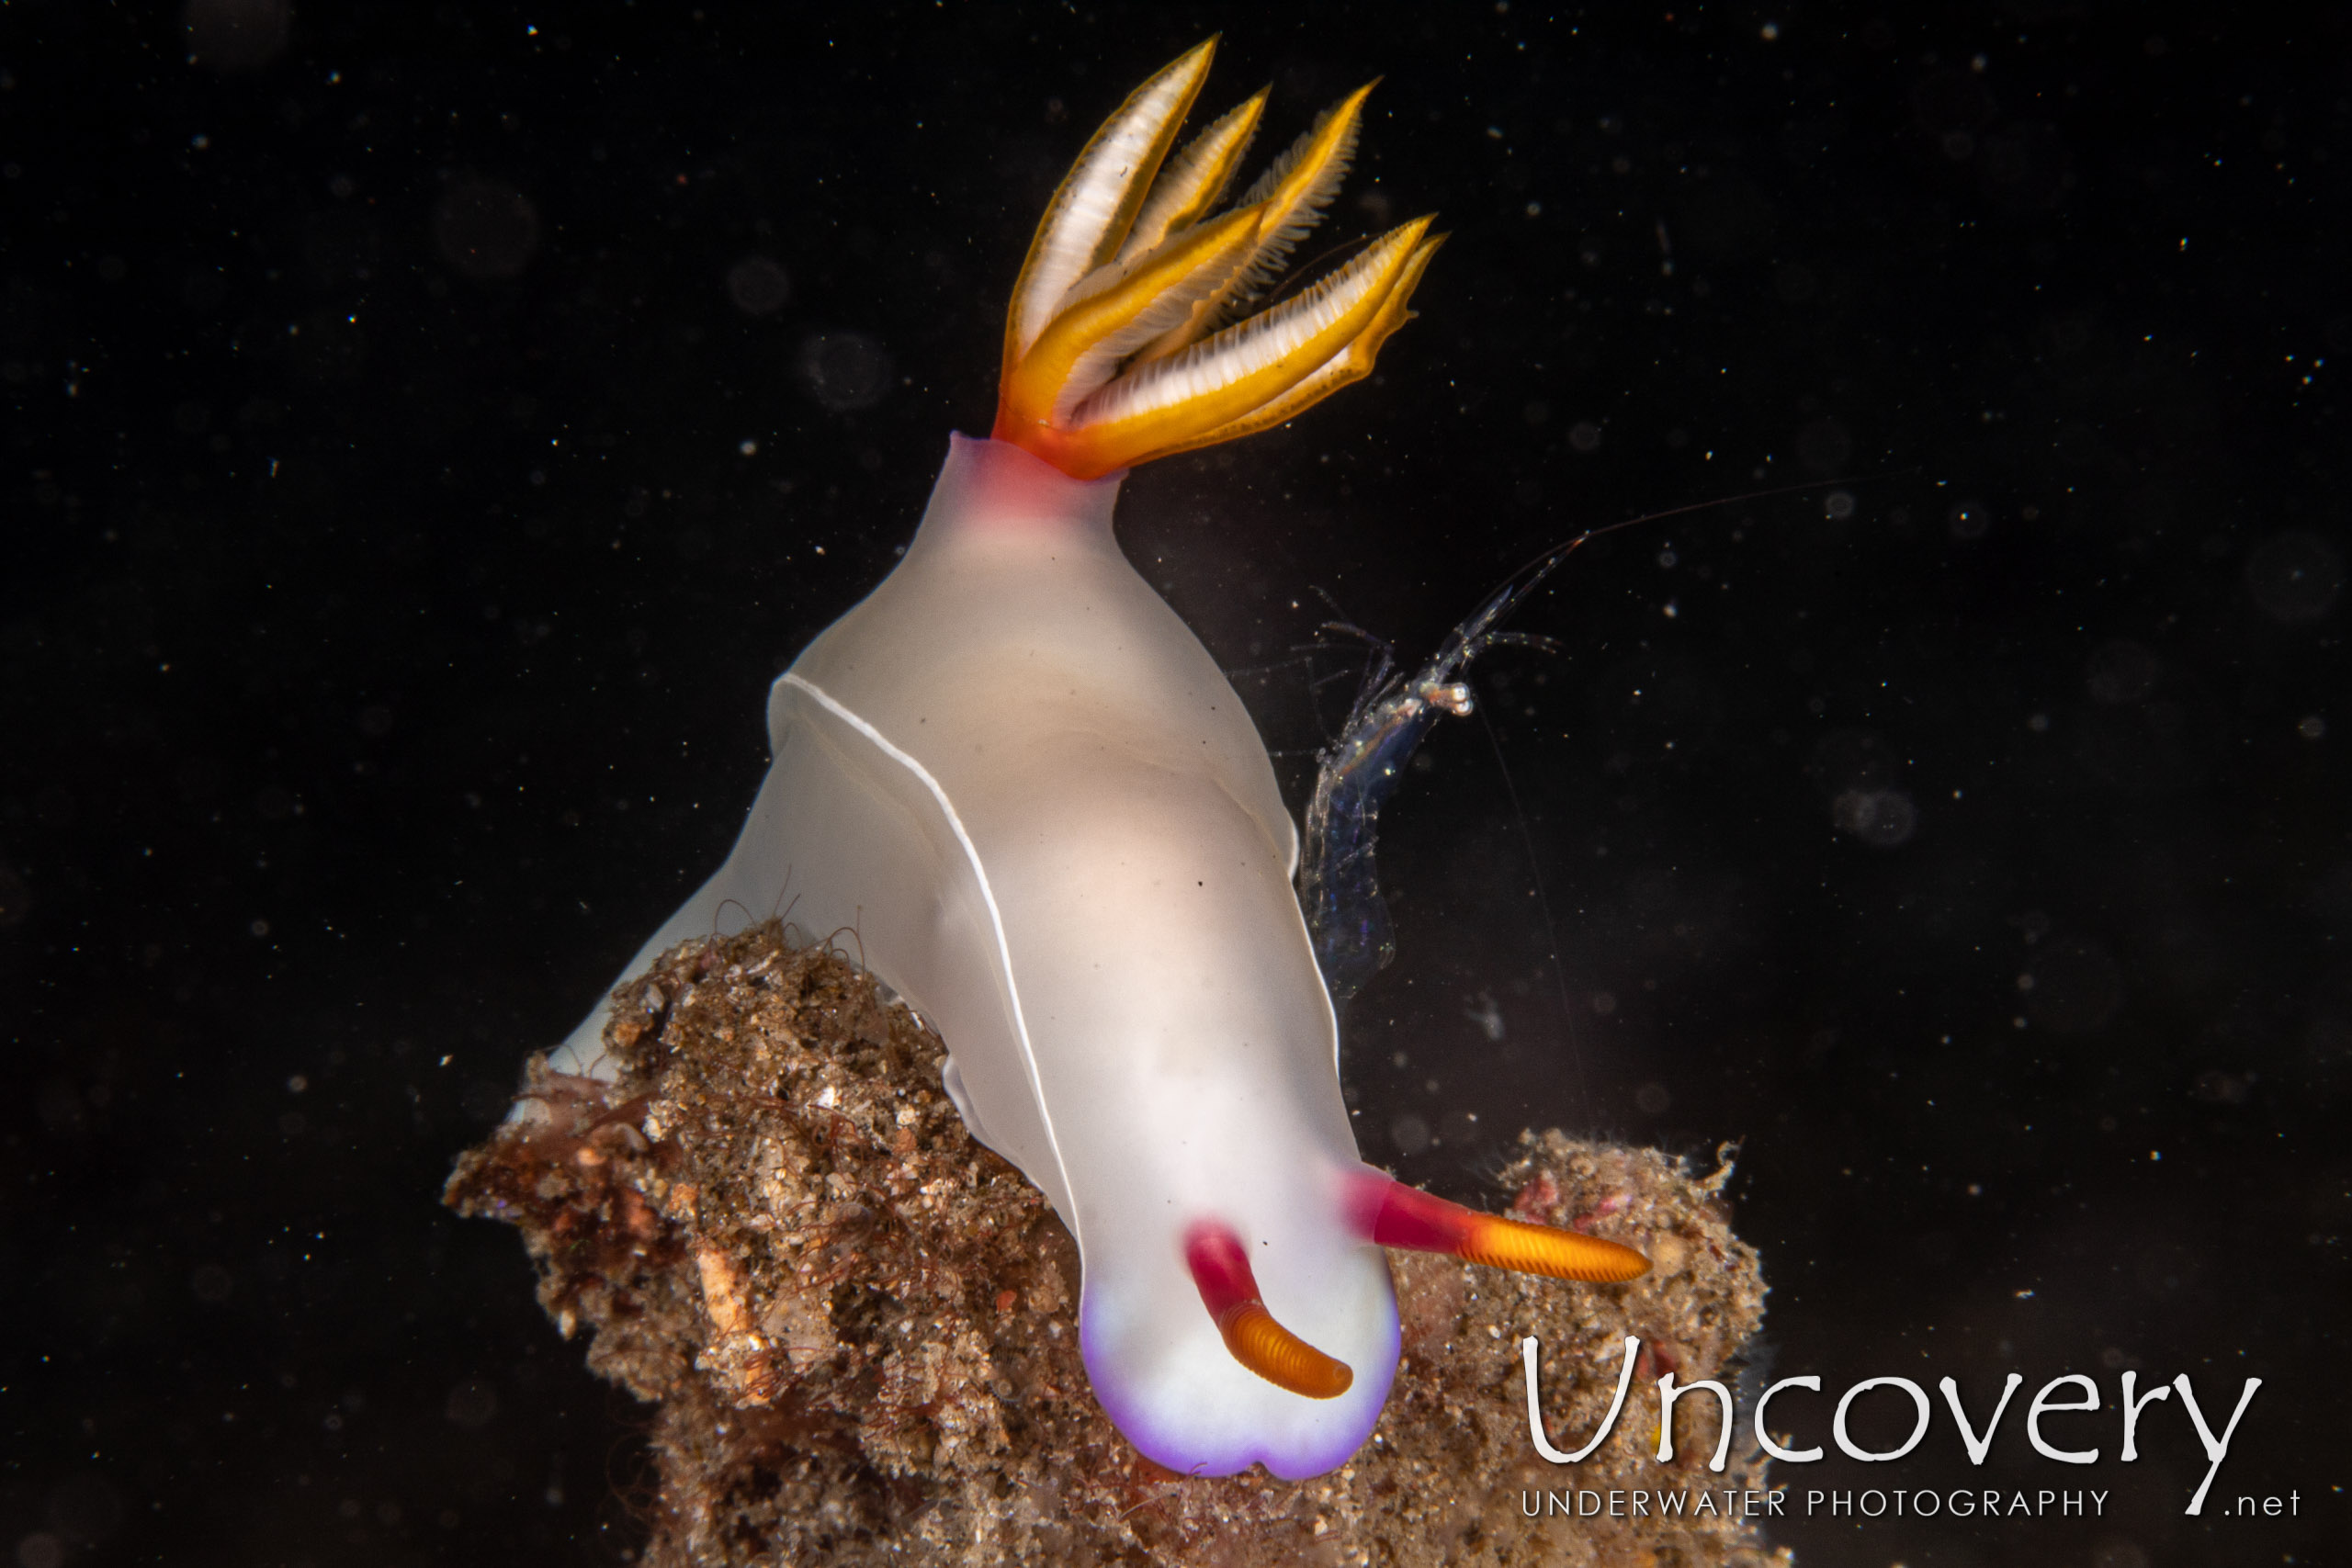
top-left (447, 924), bottom-right (1789, 1567)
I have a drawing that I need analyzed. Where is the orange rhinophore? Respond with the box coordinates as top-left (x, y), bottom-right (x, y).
top-left (1344, 1169), bottom-right (1653, 1283)
top-left (992, 39), bottom-right (1443, 480)
top-left (1184, 1221), bottom-right (1355, 1400)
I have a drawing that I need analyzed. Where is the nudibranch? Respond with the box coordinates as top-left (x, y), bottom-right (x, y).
top-left (545, 40), bottom-right (1647, 1479)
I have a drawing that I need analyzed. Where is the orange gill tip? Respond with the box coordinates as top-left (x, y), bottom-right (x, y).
top-left (1183, 1221), bottom-right (1355, 1400)
top-left (994, 46), bottom-right (1436, 481)
top-left (1344, 1169), bottom-right (1652, 1285)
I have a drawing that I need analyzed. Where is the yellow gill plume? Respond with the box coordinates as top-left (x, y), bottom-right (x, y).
top-left (1136, 80), bottom-right (1377, 362)
top-left (1145, 228), bottom-right (1444, 460)
top-left (1115, 89), bottom-right (1267, 265)
top-left (1005, 206), bottom-right (1267, 432)
top-left (993, 47), bottom-right (1437, 481)
top-left (1054, 217), bottom-right (1436, 475)
top-left (1001, 39), bottom-right (1216, 371)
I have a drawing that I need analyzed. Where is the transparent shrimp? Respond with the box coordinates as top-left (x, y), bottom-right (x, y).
top-left (1298, 551), bottom-right (1566, 1007)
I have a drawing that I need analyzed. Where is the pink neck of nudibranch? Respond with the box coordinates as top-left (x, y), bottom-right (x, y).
top-left (936, 431), bottom-right (1127, 536)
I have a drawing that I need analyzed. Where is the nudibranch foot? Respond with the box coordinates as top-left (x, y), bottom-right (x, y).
top-left (994, 39), bottom-right (1440, 481)
top-left (1183, 1221), bottom-right (1354, 1399)
top-left (1346, 1168), bottom-right (1652, 1284)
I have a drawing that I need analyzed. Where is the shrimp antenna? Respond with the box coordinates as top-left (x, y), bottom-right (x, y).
top-left (1493, 467), bottom-right (1922, 597)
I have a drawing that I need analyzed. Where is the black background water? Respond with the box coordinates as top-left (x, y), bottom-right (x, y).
top-left (6, 4), bottom-right (2346, 1563)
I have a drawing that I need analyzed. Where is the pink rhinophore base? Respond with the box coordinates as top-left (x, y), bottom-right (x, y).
top-left (1342, 1167), bottom-right (1476, 1255)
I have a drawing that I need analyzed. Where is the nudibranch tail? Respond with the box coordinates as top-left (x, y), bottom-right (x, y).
top-left (1346, 1170), bottom-right (1653, 1284)
top-left (995, 44), bottom-right (1438, 480)
top-left (1184, 1222), bottom-right (1355, 1399)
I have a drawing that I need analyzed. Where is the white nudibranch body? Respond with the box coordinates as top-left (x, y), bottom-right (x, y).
top-left (557, 434), bottom-right (1394, 1474)
top-left (539, 40), bottom-right (1646, 1480)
